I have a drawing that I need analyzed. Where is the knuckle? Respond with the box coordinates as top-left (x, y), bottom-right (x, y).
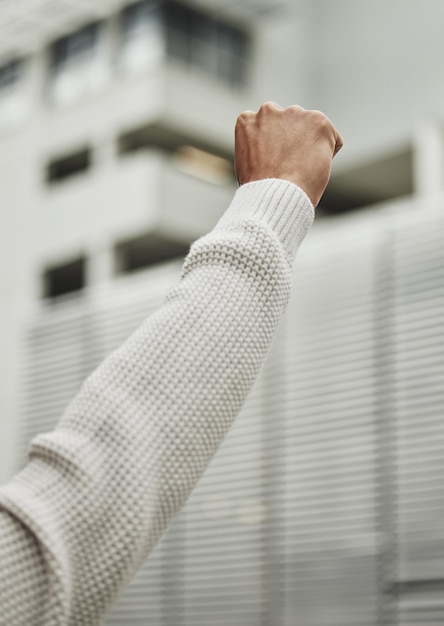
top-left (236, 110), bottom-right (255, 124)
top-left (311, 109), bottom-right (329, 125)
top-left (308, 110), bottom-right (335, 137)
top-left (259, 101), bottom-right (281, 113)
top-left (287, 104), bottom-right (304, 115)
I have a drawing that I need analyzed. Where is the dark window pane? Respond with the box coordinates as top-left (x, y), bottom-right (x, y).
top-left (165, 1), bottom-right (194, 63)
top-left (0, 58), bottom-right (23, 92)
top-left (164, 0), bottom-right (249, 86)
top-left (115, 231), bottom-right (189, 273)
top-left (217, 22), bottom-right (246, 56)
top-left (43, 257), bottom-right (86, 298)
top-left (191, 13), bottom-right (218, 72)
top-left (121, 0), bottom-right (162, 36)
top-left (50, 22), bottom-right (100, 71)
top-left (216, 22), bottom-right (248, 85)
top-left (165, 0), bottom-right (194, 37)
top-left (46, 148), bottom-right (91, 184)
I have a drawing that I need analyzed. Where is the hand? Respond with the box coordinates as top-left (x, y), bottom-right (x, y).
top-left (234, 102), bottom-right (343, 207)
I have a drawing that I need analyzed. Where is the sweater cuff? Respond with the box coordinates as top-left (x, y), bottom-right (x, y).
top-left (214, 179), bottom-right (314, 261)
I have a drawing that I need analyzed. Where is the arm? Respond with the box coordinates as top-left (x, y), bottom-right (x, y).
top-left (0, 104), bottom-right (342, 625)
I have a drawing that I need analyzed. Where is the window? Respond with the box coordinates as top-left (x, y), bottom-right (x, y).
top-left (173, 145), bottom-right (233, 184)
top-left (118, 0), bottom-right (249, 85)
top-left (46, 148), bottom-right (92, 184)
top-left (165, 0), bottom-right (194, 64)
top-left (121, 0), bottom-right (162, 38)
top-left (117, 121), bottom-right (232, 160)
top-left (48, 21), bottom-right (108, 105)
top-left (165, 1), bottom-right (249, 86)
top-left (0, 57), bottom-right (27, 127)
top-left (215, 22), bottom-right (248, 85)
top-left (115, 231), bottom-right (189, 273)
top-left (43, 257), bottom-right (86, 299)
top-left (50, 22), bottom-right (100, 72)
top-left (0, 58), bottom-right (23, 94)
top-left (120, 0), bottom-right (164, 71)
top-left (117, 122), bottom-right (234, 183)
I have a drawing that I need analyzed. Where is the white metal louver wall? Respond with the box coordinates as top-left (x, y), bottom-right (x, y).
top-left (280, 221), bottom-right (380, 626)
top-left (16, 196), bottom-right (444, 626)
top-left (18, 305), bottom-right (93, 464)
top-left (390, 203), bottom-right (444, 625)
top-left (18, 261), bottom-right (183, 626)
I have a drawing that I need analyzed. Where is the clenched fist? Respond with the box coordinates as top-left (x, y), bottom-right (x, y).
top-left (235, 102), bottom-right (343, 207)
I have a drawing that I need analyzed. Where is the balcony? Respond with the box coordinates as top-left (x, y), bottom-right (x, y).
top-left (1, 0), bottom-right (252, 144)
top-left (41, 57), bottom-right (246, 159)
top-left (34, 149), bottom-right (235, 269)
top-left (0, 0), bottom-right (281, 60)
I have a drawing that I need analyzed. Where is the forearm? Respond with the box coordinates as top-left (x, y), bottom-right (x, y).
top-left (0, 179), bottom-right (313, 625)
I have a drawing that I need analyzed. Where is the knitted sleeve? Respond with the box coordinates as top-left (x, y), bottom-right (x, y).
top-left (0, 179), bottom-right (313, 626)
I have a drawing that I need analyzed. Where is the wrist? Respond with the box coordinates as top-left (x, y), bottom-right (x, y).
top-left (215, 179), bottom-right (314, 261)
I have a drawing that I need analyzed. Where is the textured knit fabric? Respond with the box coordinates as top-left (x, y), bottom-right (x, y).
top-left (0, 179), bottom-right (313, 626)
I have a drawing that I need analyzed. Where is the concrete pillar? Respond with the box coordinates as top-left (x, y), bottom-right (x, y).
top-left (87, 239), bottom-right (114, 289)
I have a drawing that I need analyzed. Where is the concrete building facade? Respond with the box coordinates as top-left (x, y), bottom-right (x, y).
top-left (0, 0), bottom-right (284, 481)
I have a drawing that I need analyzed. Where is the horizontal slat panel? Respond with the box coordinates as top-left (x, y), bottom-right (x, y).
top-left (391, 208), bottom-right (444, 595)
top-left (15, 199), bottom-right (444, 625)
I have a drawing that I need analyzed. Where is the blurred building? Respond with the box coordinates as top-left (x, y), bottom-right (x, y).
top-left (0, 0), bottom-right (266, 479)
top-left (1, 1), bottom-right (444, 625)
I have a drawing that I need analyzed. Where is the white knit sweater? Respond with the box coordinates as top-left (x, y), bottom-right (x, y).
top-left (0, 179), bottom-right (313, 625)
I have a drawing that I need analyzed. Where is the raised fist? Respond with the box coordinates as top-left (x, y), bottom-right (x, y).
top-left (235, 102), bottom-right (343, 207)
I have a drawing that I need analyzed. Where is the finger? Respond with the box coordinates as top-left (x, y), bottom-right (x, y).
top-left (333, 130), bottom-right (344, 157)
